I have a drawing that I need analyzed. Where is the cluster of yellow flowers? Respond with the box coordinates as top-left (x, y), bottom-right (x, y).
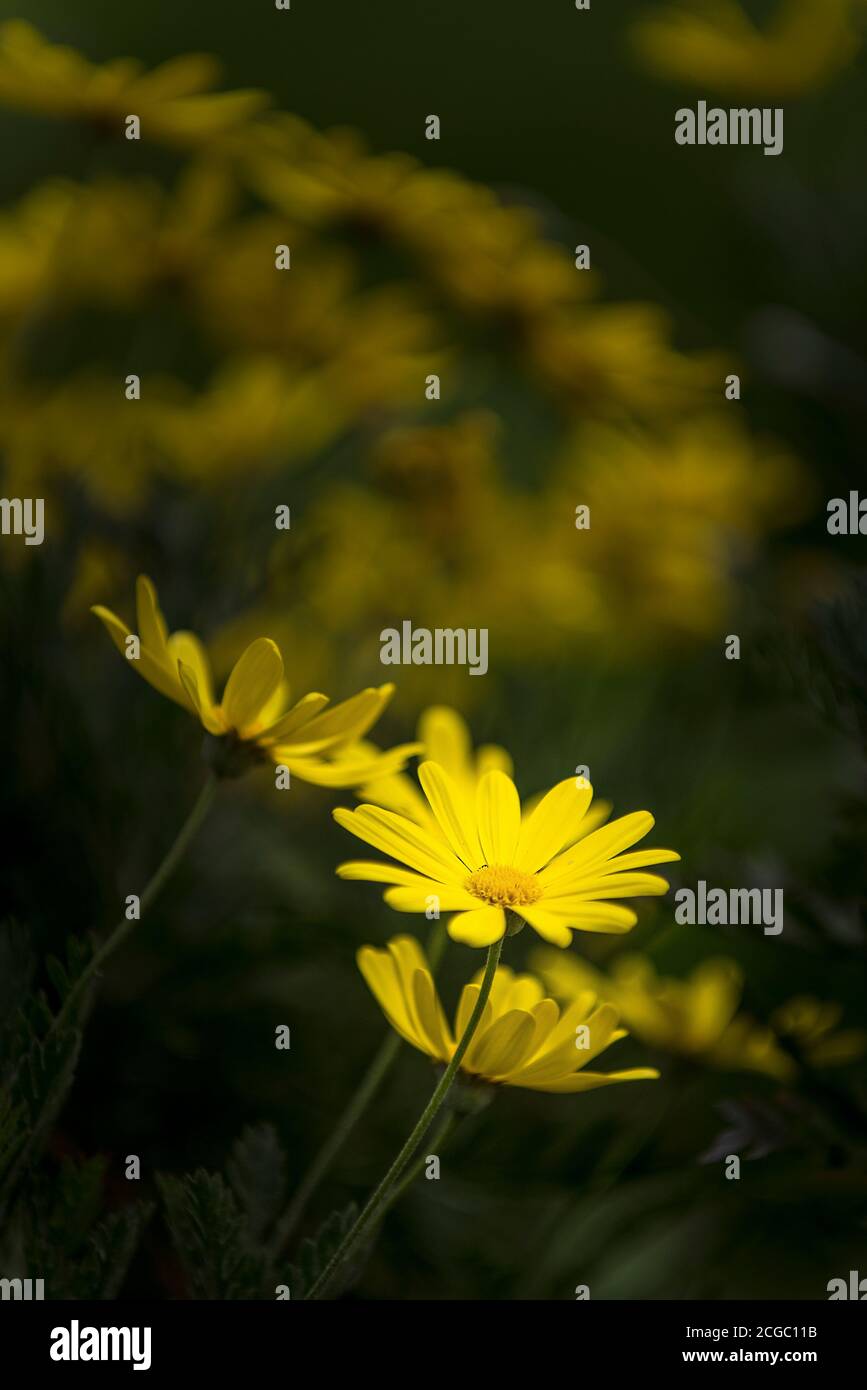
top-left (91, 577), bottom-right (675, 1095)
top-left (0, 21), bottom-right (809, 659)
top-left (6, 16), bottom-right (864, 1300)
top-left (92, 587), bottom-right (865, 1099)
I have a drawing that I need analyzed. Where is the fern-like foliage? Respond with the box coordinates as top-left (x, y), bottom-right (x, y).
top-left (0, 921), bottom-right (94, 1218)
top-left (287, 1201), bottom-right (362, 1300)
top-left (2, 1156), bottom-right (153, 1300)
top-left (227, 1123), bottom-right (288, 1246)
top-left (158, 1169), bottom-right (270, 1299)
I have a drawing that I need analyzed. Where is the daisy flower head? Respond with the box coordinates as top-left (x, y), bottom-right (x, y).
top-left (357, 935), bottom-right (660, 1094)
top-left (336, 759), bottom-right (679, 948)
top-left (92, 575), bottom-right (418, 785)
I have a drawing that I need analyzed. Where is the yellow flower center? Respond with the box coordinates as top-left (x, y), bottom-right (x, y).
top-left (466, 864), bottom-right (542, 909)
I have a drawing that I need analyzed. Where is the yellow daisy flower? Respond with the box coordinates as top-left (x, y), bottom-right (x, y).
top-left (0, 21), bottom-right (267, 146)
top-left (536, 952), bottom-right (866, 1080)
top-left (537, 952), bottom-right (772, 1068)
top-left (354, 703), bottom-right (612, 845)
top-left (357, 936), bottom-right (660, 1094)
top-left (335, 760), bottom-right (679, 947)
top-left (92, 575), bottom-right (417, 786)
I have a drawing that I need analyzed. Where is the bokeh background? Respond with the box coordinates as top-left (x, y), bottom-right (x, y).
top-left (2, 0), bottom-right (867, 1299)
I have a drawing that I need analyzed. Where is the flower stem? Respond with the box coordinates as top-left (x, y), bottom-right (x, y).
top-left (49, 771), bottom-right (217, 1040)
top-left (379, 1110), bottom-right (458, 1216)
top-left (304, 935), bottom-right (503, 1300)
top-left (270, 918), bottom-right (450, 1257)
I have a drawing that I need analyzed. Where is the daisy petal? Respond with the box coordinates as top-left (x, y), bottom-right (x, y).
top-left (356, 944), bottom-right (421, 1050)
top-left (539, 811), bottom-right (657, 887)
top-left (529, 1067), bottom-right (660, 1094)
top-left (276, 744), bottom-right (420, 787)
top-left (454, 983), bottom-right (494, 1050)
top-left (476, 770), bottom-right (521, 865)
top-left (334, 805), bottom-right (467, 882)
top-left (419, 706), bottom-right (472, 779)
top-left (594, 848), bottom-right (681, 874)
top-left (447, 906), bottom-right (506, 947)
top-left (544, 873), bottom-right (672, 901)
top-left (411, 968), bottom-right (453, 1059)
top-left (257, 691), bottom-right (330, 743)
top-left (135, 575), bottom-right (171, 659)
top-left (418, 761), bottom-right (482, 870)
top-left (515, 777), bottom-right (594, 872)
top-left (476, 743), bottom-right (514, 778)
top-left (92, 604), bottom-right (184, 705)
top-left (466, 1010), bottom-right (538, 1078)
top-left (539, 900), bottom-right (638, 932)
top-left (385, 884), bottom-right (479, 912)
top-left (284, 685), bottom-right (394, 752)
top-left (222, 638), bottom-right (284, 734)
top-left (337, 861), bottom-right (440, 887)
top-left (519, 907), bottom-right (573, 947)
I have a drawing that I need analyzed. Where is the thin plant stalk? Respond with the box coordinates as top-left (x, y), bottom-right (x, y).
top-left (49, 771), bottom-right (217, 1039)
top-left (380, 1110), bottom-right (458, 1216)
top-left (305, 936), bottom-right (503, 1300)
top-left (271, 919), bottom-right (449, 1256)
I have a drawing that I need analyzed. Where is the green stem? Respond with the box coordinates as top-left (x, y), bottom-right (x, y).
top-left (380, 1110), bottom-right (458, 1216)
top-left (49, 771), bottom-right (217, 1040)
top-left (271, 918), bottom-right (450, 1257)
top-left (271, 1029), bottom-right (402, 1257)
top-left (305, 935), bottom-right (503, 1300)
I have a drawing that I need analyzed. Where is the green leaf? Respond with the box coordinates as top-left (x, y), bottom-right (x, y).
top-left (16, 1157), bottom-right (153, 1299)
top-left (287, 1201), bottom-right (367, 1300)
top-left (0, 929), bottom-right (97, 1210)
top-left (0, 1025), bottom-right (82, 1213)
top-left (227, 1123), bottom-right (288, 1244)
top-left (76, 1204), bottom-right (155, 1300)
top-left (158, 1169), bottom-right (267, 1299)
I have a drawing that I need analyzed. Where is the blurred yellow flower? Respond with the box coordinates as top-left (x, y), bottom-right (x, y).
top-left (527, 303), bottom-right (723, 417)
top-left (355, 704), bottom-right (612, 845)
top-left (336, 762), bottom-right (678, 947)
top-left (537, 952), bottom-right (793, 1076)
top-left (92, 576), bottom-right (417, 785)
top-left (0, 21), bottom-right (267, 146)
top-left (631, 0), bottom-right (861, 98)
top-left (536, 952), bottom-right (866, 1079)
top-left (354, 705), bottom-right (513, 823)
top-left (149, 357), bottom-right (341, 481)
top-left (771, 997), bottom-right (866, 1067)
top-left (249, 119), bottom-right (591, 324)
top-left (543, 416), bottom-right (805, 640)
top-left (357, 936), bottom-right (660, 1094)
top-left (0, 372), bottom-right (175, 515)
top-left (0, 172), bottom-right (237, 321)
